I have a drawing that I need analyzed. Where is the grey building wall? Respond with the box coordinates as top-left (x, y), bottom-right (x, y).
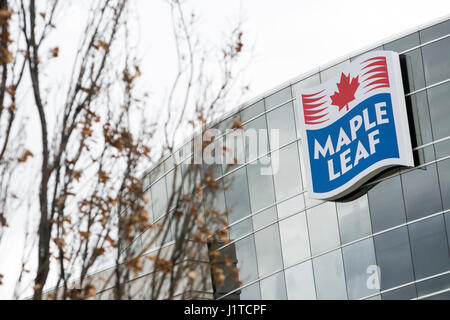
top-left (137, 17), bottom-right (450, 300)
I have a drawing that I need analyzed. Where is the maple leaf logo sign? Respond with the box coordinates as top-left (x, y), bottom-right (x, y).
top-left (330, 73), bottom-right (360, 112)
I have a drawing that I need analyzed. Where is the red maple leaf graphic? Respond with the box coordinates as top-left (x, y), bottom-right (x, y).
top-left (330, 73), bottom-right (360, 112)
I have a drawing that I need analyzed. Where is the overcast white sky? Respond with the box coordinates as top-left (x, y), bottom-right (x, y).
top-left (136, 0), bottom-right (450, 112)
top-left (0, 0), bottom-right (449, 299)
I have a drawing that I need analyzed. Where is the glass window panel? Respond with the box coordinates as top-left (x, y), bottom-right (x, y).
top-left (272, 142), bottom-right (303, 201)
top-left (266, 102), bottom-right (296, 150)
top-left (252, 206), bottom-right (277, 230)
top-left (165, 167), bottom-right (182, 210)
top-left (422, 37), bottom-right (450, 86)
top-left (172, 147), bottom-right (184, 167)
top-left (141, 227), bottom-right (156, 252)
top-left (203, 162), bottom-right (223, 181)
top-left (291, 74), bottom-right (320, 93)
top-left (285, 261), bottom-right (316, 300)
top-left (277, 194), bottom-right (305, 219)
top-left (342, 238), bottom-right (379, 300)
top-left (368, 175), bottom-right (406, 233)
top-left (246, 156), bottom-right (275, 213)
top-left (336, 195), bottom-right (372, 244)
top-left (416, 273), bottom-right (450, 297)
top-left (401, 164), bottom-right (442, 221)
top-left (142, 173), bottom-right (151, 190)
top-left (230, 218), bottom-right (253, 241)
top-left (207, 179), bottom-right (226, 215)
top-left (420, 19), bottom-right (450, 43)
top-left (435, 139), bottom-right (450, 159)
top-left (405, 91), bottom-right (433, 148)
top-left (223, 130), bottom-right (245, 173)
top-left (179, 155), bottom-right (192, 176)
top-left (422, 291), bottom-right (450, 300)
top-left (427, 82), bottom-right (450, 142)
top-left (399, 48), bottom-right (427, 93)
top-left (212, 240), bottom-right (240, 297)
top-left (130, 236), bottom-right (142, 254)
top-left (244, 114), bottom-right (269, 162)
top-left (408, 214), bottom-right (450, 279)
top-left (155, 222), bottom-right (172, 247)
top-left (313, 249), bottom-right (348, 300)
top-left (381, 284), bottom-right (417, 300)
top-left (264, 87), bottom-right (291, 111)
top-left (181, 140), bottom-right (193, 159)
top-left (240, 100), bottom-right (265, 122)
top-left (304, 192), bottom-right (325, 208)
top-left (164, 168), bottom-right (176, 195)
top-left (320, 60), bottom-right (350, 83)
top-left (383, 32), bottom-right (420, 52)
top-left (151, 177), bottom-right (168, 220)
top-left (223, 167), bottom-right (251, 224)
top-left (260, 271), bottom-right (287, 300)
top-left (143, 189), bottom-right (154, 222)
top-left (297, 141), bottom-right (325, 208)
top-left (215, 113), bottom-right (241, 134)
top-left (181, 162), bottom-right (203, 195)
top-left (374, 226), bottom-right (415, 290)
top-left (413, 145), bottom-right (436, 165)
top-left (254, 224), bottom-right (283, 277)
top-left (202, 134), bottom-right (224, 180)
top-left (148, 164), bottom-right (165, 186)
top-left (164, 155), bottom-right (174, 173)
top-left (233, 235), bottom-right (258, 285)
top-left (307, 202), bottom-right (340, 256)
top-left (446, 213), bottom-right (450, 249)
top-left (297, 140), bottom-right (308, 187)
top-left (438, 159), bottom-right (450, 211)
top-left (240, 282), bottom-right (261, 300)
top-left (279, 213), bottom-right (311, 266)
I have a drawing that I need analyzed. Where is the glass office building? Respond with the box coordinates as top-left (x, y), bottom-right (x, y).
top-left (136, 16), bottom-right (450, 300)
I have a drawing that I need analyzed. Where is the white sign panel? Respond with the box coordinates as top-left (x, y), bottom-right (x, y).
top-left (293, 51), bottom-right (414, 200)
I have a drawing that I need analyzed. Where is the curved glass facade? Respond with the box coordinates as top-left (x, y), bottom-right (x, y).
top-left (137, 17), bottom-right (450, 300)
